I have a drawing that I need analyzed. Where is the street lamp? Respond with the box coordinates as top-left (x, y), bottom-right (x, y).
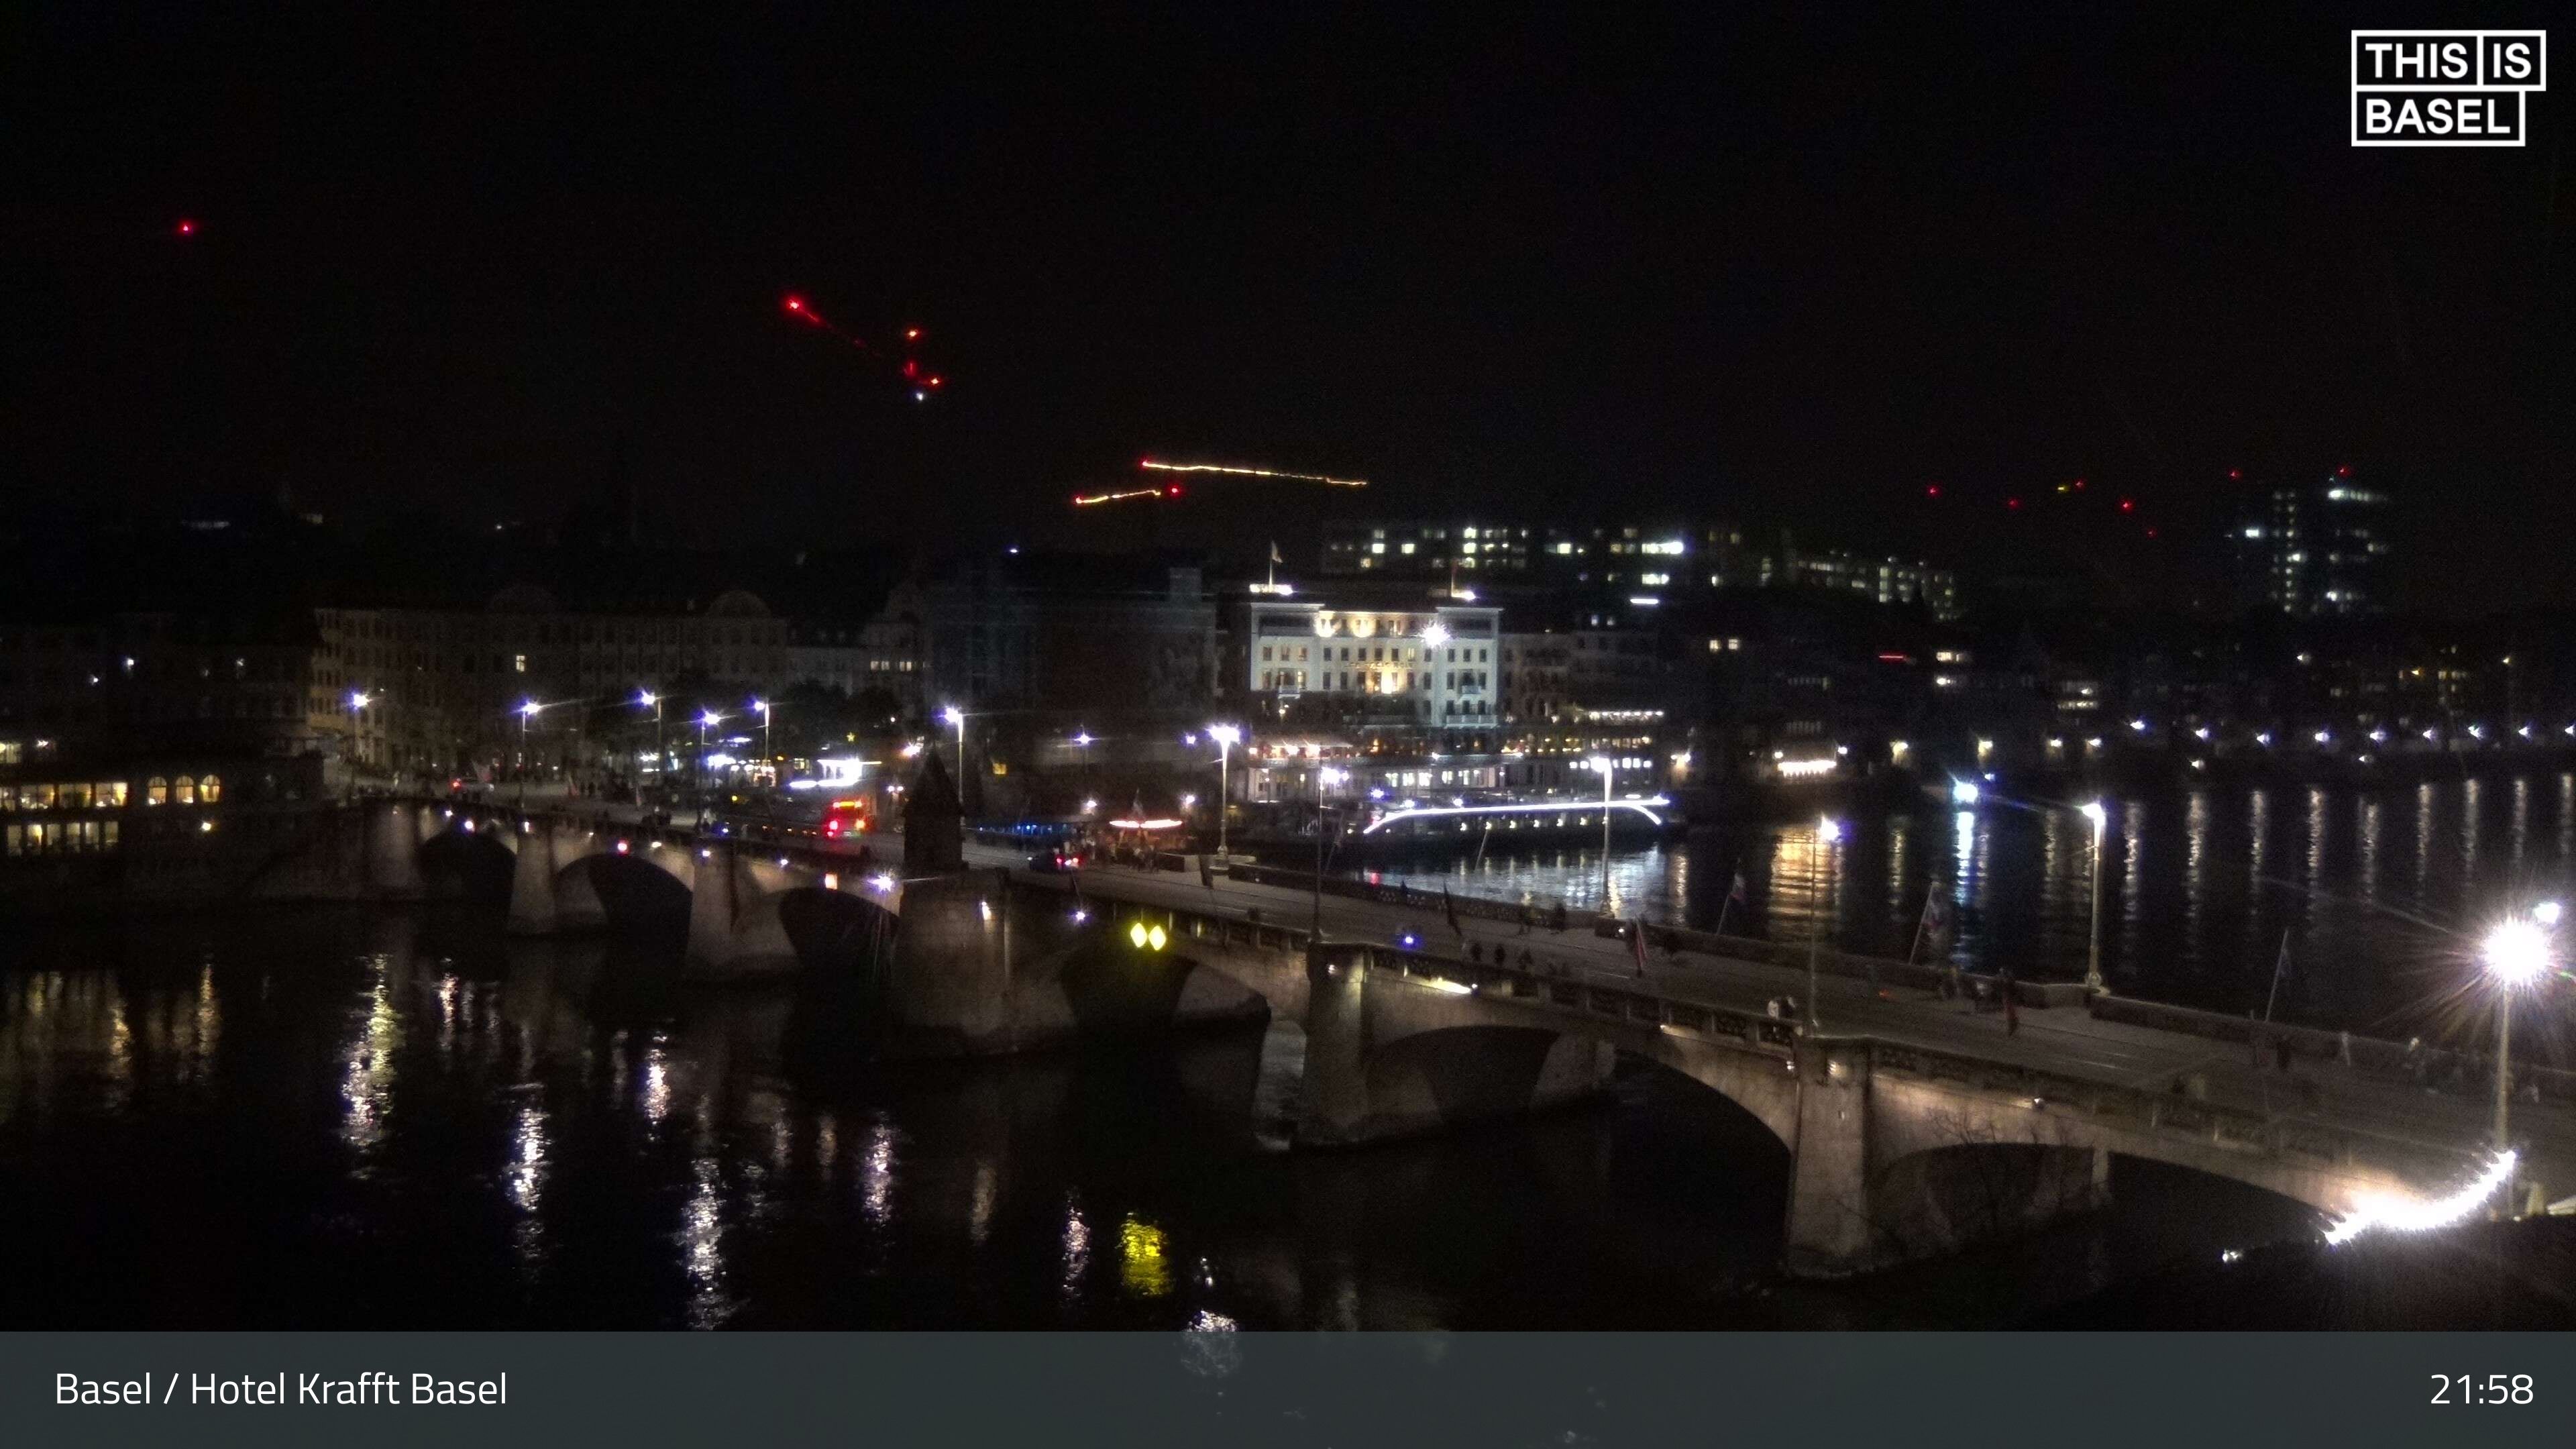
top-left (752, 699), bottom-right (772, 780)
top-left (638, 690), bottom-right (664, 785)
top-left (942, 705), bottom-right (967, 782)
top-left (1589, 754), bottom-right (1615, 904)
top-left (347, 690), bottom-right (372, 777)
top-left (2483, 916), bottom-right (2551, 1155)
top-left (517, 700), bottom-right (543, 802)
top-left (1208, 723), bottom-right (1241, 858)
top-left (1809, 816), bottom-right (1844, 1029)
top-left (1314, 765), bottom-right (1350, 934)
top-left (2080, 799), bottom-right (2108, 994)
top-left (698, 709), bottom-right (722, 793)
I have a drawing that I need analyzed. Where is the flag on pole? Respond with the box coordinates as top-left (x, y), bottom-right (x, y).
top-left (1269, 541), bottom-right (1283, 566)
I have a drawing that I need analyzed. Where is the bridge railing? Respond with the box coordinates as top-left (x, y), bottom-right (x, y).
top-left (1348, 936), bottom-right (2473, 1178)
top-left (1220, 854), bottom-right (2576, 1114)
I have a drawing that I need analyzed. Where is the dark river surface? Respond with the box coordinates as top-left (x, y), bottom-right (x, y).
top-left (1354, 769), bottom-right (2576, 1038)
top-left (15, 772), bottom-right (2558, 1330)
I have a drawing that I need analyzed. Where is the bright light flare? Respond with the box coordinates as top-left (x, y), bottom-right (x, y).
top-left (1950, 780), bottom-right (1980, 806)
top-left (2483, 919), bottom-right (2551, 986)
top-left (2322, 1150), bottom-right (2518, 1245)
top-left (1139, 460), bottom-right (1366, 488)
top-left (1817, 816), bottom-right (1844, 845)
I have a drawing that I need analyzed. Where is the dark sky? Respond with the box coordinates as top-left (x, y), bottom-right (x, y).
top-left (5, 5), bottom-right (2568, 609)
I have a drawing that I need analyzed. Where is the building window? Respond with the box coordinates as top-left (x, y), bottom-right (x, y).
top-left (200, 774), bottom-right (222, 803)
top-left (515, 654), bottom-right (529, 673)
top-left (174, 776), bottom-right (197, 805)
top-left (147, 777), bottom-right (168, 806)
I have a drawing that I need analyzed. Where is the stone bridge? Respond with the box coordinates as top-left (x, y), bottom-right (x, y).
top-left (288, 799), bottom-right (2546, 1277)
top-left (1283, 938), bottom-right (2498, 1275)
top-left (349, 799), bottom-right (901, 980)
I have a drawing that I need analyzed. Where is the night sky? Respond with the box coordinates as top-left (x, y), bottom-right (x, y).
top-left (5, 5), bottom-right (2567, 609)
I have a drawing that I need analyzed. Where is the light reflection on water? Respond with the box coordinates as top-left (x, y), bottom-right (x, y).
top-left (1352, 771), bottom-right (2576, 1027)
top-left (0, 775), bottom-right (2548, 1333)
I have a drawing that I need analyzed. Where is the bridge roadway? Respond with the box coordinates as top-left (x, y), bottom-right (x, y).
top-left (960, 842), bottom-right (2576, 1201)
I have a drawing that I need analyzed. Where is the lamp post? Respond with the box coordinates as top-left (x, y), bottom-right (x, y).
top-left (753, 699), bottom-right (772, 783)
top-left (1809, 816), bottom-right (1843, 1030)
top-left (1313, 765), bottom-right (1348, 935)
top-left (942, 705), bottom-right (967, 782)
top-left (2080, 799), bottom-right (2108, 994)
top-left (638, 690), bottom-right (664, 789)
top-left (698, 710), bottom-right (722, 796)
top-left (2482, 914), bottom-right (2552, 1157)
top-left (347, 690), bottom-right (372, 781)
top-left (1589, 754), bottom-right (1615, 906)
top-left (516, 700), bottom-right (543, 803)
top-left (1208, 723), bottom-right (1241, 859)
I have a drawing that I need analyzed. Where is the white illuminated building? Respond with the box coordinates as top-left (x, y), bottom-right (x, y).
top-left (1245, 598), bottom-right (1501, 729)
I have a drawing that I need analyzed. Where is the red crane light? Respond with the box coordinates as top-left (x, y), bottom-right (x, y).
top-left (2006, 497), bottom-right (2021, 511)
top-left (784, 296), bottom-right (804, 311)
top-left (175, 218), bottom-right (197, 237)
top-left (2118, 498), bottom-right (2135, 513)
top-left (2336, 465), bottom-right (2351, 477)
top-left (2072, 478), bottom-right (2086, 490)
top-left (1925, 484), bottom-right (1941, 498)
top-left (905, 327), bottom-right (922, 341)
top-left (927, 376), bottom-right (942, 387)
top-left (2228, 468), bottom-right (2243, 480)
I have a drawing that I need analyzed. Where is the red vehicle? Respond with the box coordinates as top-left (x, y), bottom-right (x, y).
top-left (821, 797), bottom-right (872, 842)
top-left (1026, 846), bottom-right (1085, 873)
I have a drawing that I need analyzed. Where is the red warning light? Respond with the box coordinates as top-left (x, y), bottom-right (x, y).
top-left (175, 218), bottom-right (197, 237)
top-left (2006, 497), bottom-right (2022, 511)
top-left (1165, 485), bottom-right (1182, 497)
top-left (2228, 469), bottom-right (2243, 480)
top-left (1925, 484), bottom-right (1941, 498)
top-left (904, 327), bottom-right (922, 341)
top-left (2336, 465), bottom-right (2351, 477)
top-left (2118, 498), bottom-right (2135, 513)
top-left (2145, 527), bottom-right (2159, 539)
top-left (784, 296), bottom-right (804, 311)
top-left (926, 376), bottom-right (942, 387)
top-left (2072, 478), bottom-right (2086, 490)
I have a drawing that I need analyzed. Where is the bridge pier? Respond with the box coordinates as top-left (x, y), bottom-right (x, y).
top-left (1785, 1039), bottom-right (2113, 1277)
top-left (684, 843), bottom-right (801, 980)
top-left (504, 820), bottom-right (556, 935)
top-left (1295, 947), bottom-right (1617, 1148)
top-left (365, 803), bottom-right (425, 897)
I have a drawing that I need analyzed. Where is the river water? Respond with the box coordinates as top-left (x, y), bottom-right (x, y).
top-left (0, 904), bottom-right (2318, 1330)
top-left (1350, 770), bottom-right (2576, 1038)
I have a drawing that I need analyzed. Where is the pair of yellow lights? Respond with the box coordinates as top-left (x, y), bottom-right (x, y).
top-left (1126, 920), bottom-right (1171, 952)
